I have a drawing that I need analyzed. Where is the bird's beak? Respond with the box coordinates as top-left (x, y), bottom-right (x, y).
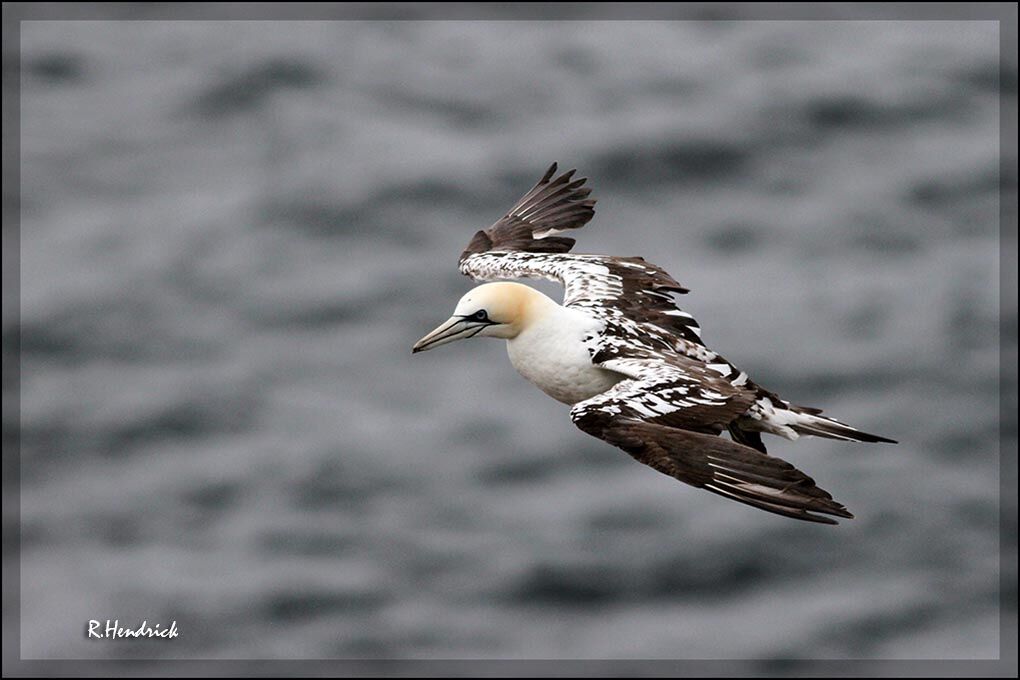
top-left (412, 315), bottom-right (483, 354)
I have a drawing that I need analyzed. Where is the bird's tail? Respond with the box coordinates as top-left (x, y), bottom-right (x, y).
top-left (788, 407), bottom-right (897, 444)
top-left (742, 395), bottom-right (897, 444)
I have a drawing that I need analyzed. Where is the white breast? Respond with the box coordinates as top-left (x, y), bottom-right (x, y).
top-left (506, 306), bottom-right (625, 405)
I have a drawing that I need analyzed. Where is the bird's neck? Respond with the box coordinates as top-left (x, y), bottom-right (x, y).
top-left (514, 285), bottom-right (562, 332)
top-left (505, 297), bottom-right (619, 404)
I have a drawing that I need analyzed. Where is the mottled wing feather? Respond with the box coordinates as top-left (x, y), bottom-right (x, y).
top-left (461, 251), bottom-right (708, 349)
top-left (580, 354), bottom-right (755, 434)
top-left (570, 377), bottom-right (853, 524)
top-left (566, 257), bottom-right (708, 347)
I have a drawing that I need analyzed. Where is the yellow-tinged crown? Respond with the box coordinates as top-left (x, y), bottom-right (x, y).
top-left (454, 281), bottom-right (557, 336)
top-left (413, 281), bottom-right (559, 353)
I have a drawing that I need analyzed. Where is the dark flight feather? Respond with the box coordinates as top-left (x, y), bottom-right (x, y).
top-left (573, 410), bottom-right (853, 525)
top-left (459, 162), bottom-right (595, 261)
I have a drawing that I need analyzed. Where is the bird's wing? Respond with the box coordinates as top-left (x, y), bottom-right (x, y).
top-left (459, 162), bottom-right (596, 260)
top-left (569, 355), bottom-right (854, 524)
top-left (459, 163), bottom-right (707, 349)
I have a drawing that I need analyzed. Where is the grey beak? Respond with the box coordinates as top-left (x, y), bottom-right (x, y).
top-left (412, 316), bottom-right (480, 354)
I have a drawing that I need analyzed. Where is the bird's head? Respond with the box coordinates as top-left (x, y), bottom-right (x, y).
top-left (412, 282), bottom-right (546, 353)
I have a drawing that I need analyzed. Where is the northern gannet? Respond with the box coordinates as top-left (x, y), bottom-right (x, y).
top-left (413, 164), bottom-right (895, 524)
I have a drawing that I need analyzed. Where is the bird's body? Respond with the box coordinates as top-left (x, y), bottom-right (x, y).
top-left (413, 163), bottom-right (895, 524)
top-left (504, 287), bottom-right (623, 404)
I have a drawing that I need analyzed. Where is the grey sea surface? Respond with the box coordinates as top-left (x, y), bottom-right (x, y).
top-left (13, 19), bottom-right (1008, 661)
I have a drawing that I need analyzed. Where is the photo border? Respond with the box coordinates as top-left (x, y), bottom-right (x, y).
top-left (3, 2), bottom-right (1016, 676)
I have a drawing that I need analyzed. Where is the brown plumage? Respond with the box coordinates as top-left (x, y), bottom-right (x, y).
top-left (460, 163), bottom-right (595, 261)
top-left (574, 411), bottom-right (854, 524)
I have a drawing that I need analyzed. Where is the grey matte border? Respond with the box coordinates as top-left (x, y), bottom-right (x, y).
top-left (2, 2), bottom-right (1016, 677)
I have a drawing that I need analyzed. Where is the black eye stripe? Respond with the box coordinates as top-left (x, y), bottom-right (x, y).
top-left (459, 310), bottom-right (493, 323)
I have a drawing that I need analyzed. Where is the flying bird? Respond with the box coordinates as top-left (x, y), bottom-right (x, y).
top-left (413, 163), bottom-right (895, 524)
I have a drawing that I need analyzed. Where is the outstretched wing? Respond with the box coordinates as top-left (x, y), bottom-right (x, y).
top-left (460, 162), bottom-right (596, 260)
top-left (459, 164), bottom-right (708, 349)
top-left (569, 358), bottom-right (854, 524)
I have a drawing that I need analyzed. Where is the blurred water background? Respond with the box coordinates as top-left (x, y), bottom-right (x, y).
top-left (10, 15), bottom-right (1012, 662)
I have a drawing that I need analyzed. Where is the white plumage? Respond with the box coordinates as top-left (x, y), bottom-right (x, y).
top-left (505, 295), bottom-right (623, 405)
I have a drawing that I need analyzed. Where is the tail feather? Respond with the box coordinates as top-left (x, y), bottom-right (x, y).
top-left (791, 411), bottom-right (897, 444)
top-left (743, 395), bottom-right (897, 444)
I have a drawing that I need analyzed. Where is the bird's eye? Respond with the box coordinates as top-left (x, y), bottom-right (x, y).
top-left (473, 310), bottom-right (488, 321)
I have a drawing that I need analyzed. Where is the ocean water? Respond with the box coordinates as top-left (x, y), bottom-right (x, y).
top-left (11, 18), bottom-right (1010, 662)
